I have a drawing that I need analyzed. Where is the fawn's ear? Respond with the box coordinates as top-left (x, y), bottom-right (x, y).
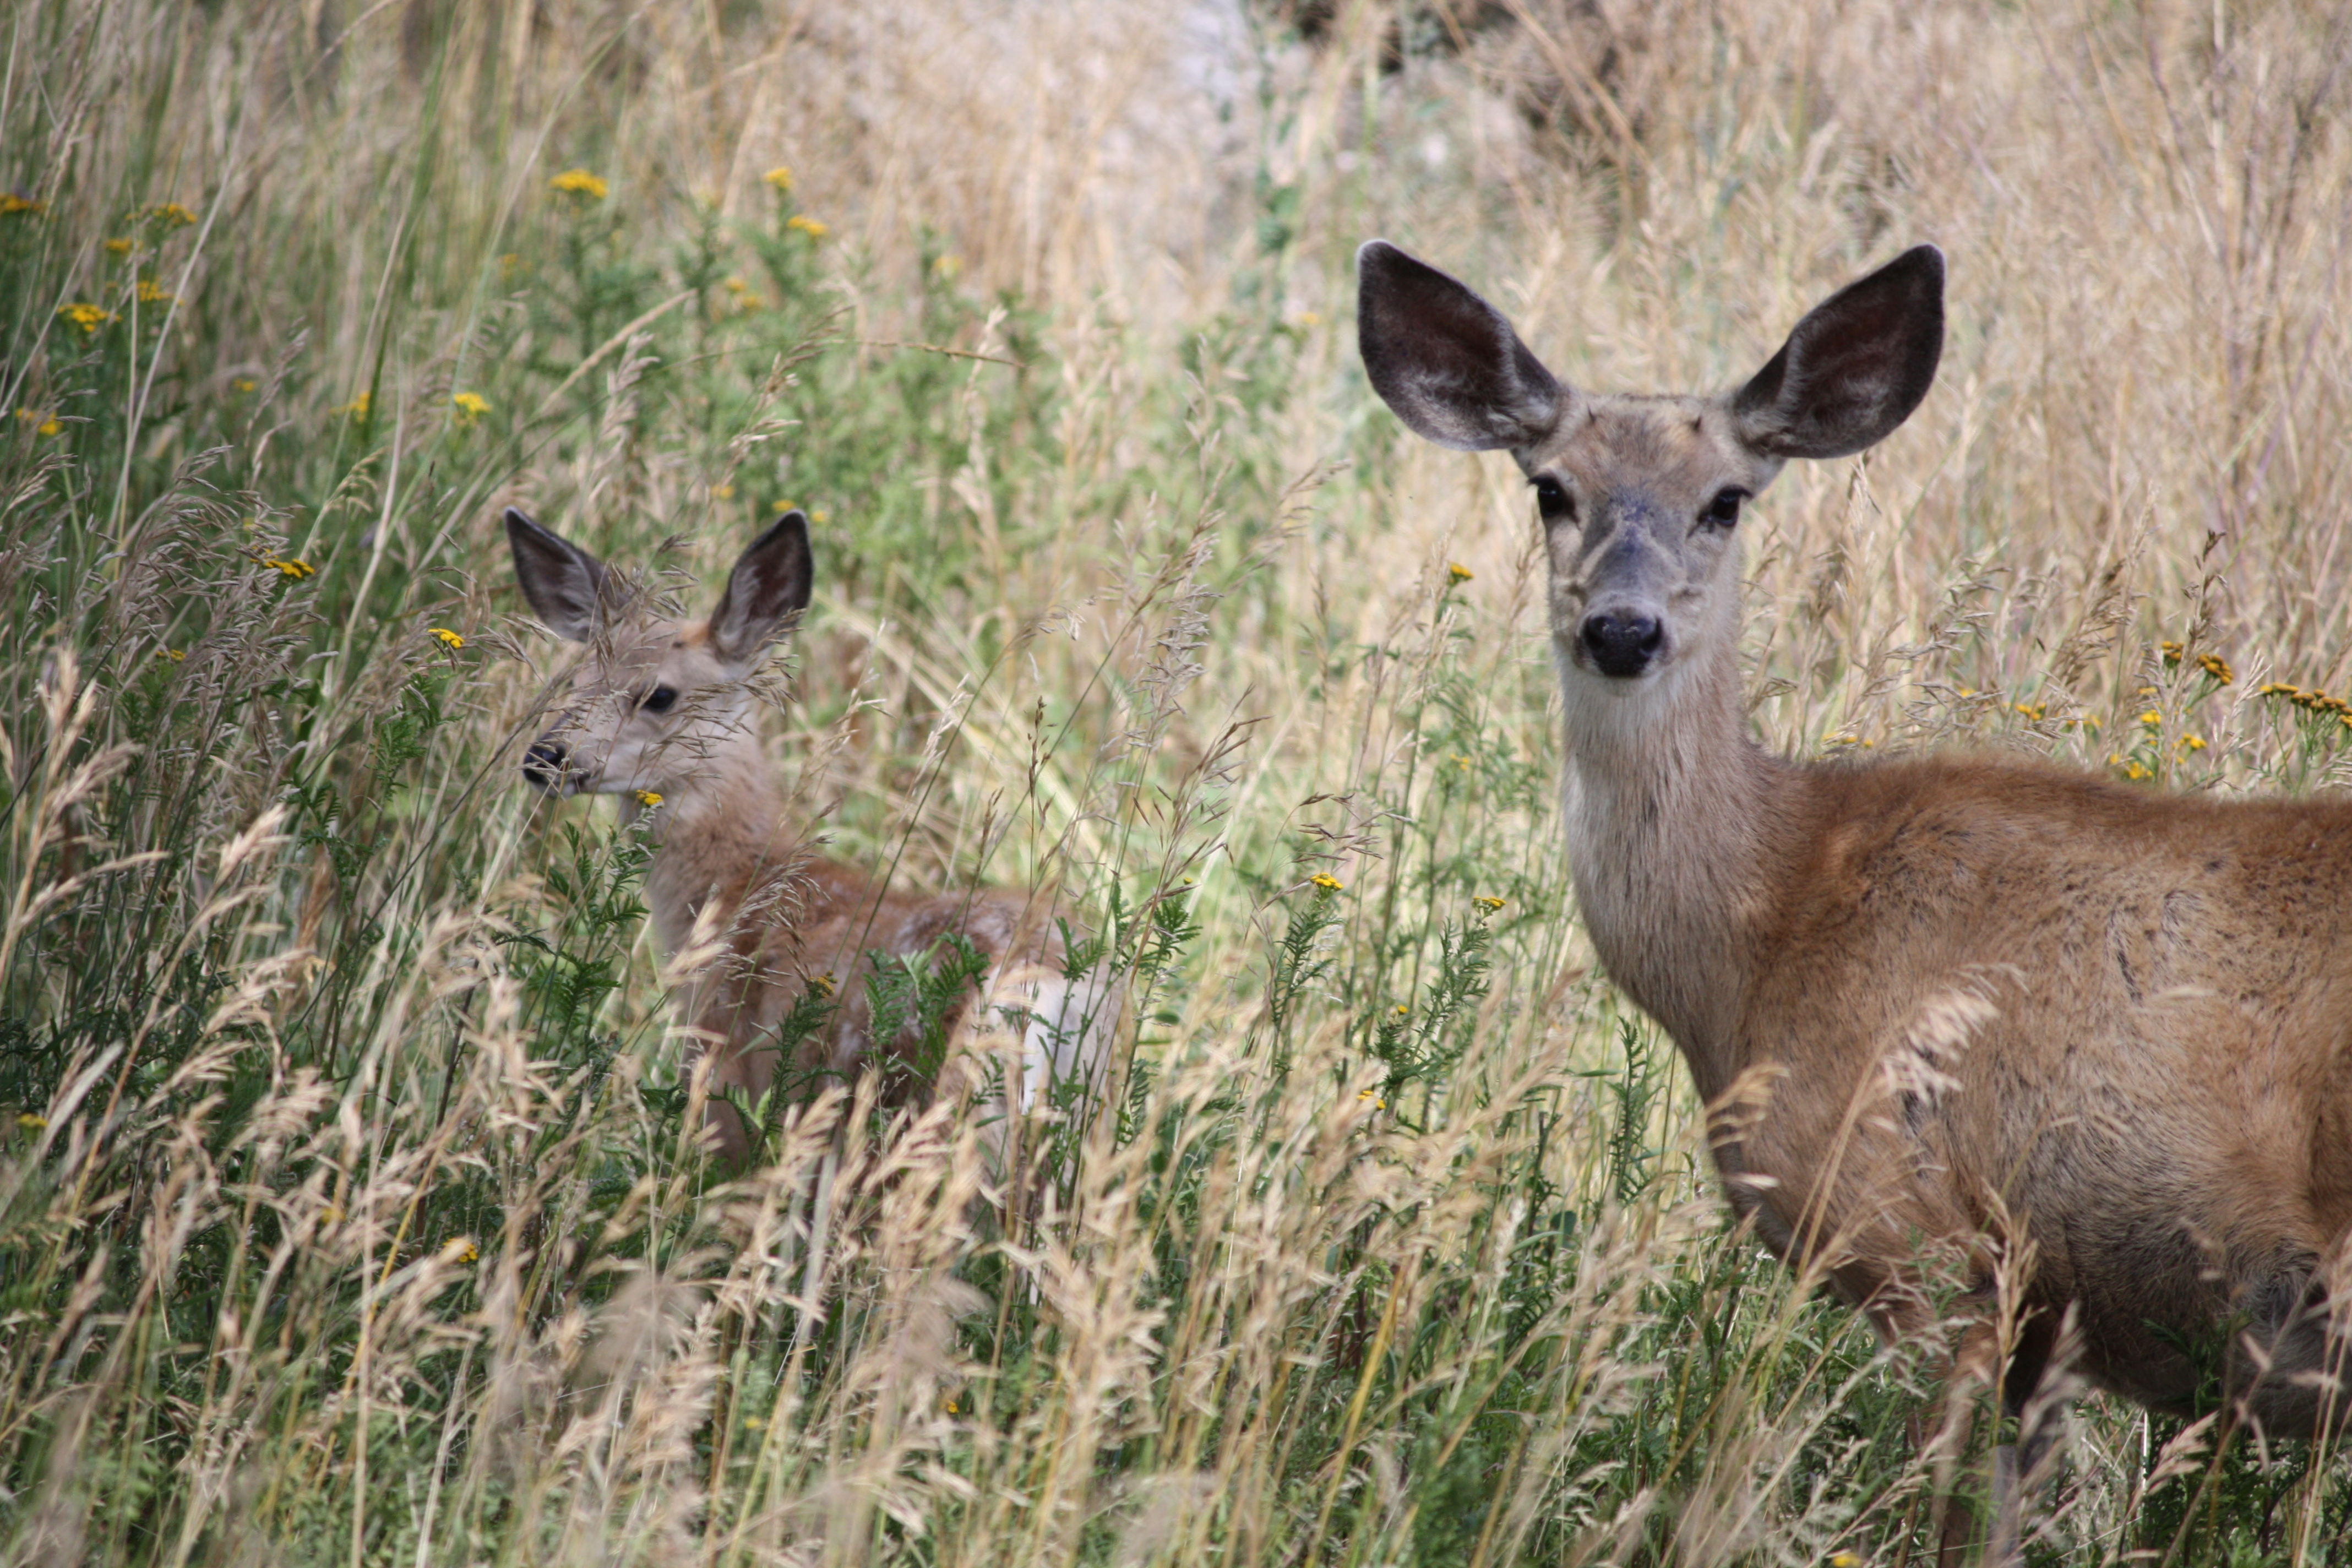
top-left (709, 510), bottom-right (814, 669)
top-left (1733, 245), bottom-right (1945, 461)
top-left (505, 507), bottom-right (608, 642)
top-left (1358, 240), bottom-right (1565, 452)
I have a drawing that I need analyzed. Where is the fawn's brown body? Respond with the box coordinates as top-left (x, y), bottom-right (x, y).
top-left (1357, 239), bottom-right (2351, 1551)
top-left (509, 509), bottom-right (1114, 1163)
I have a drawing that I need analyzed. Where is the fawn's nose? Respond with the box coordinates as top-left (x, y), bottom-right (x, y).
top-left (1580, 611), bottom-right (1663, 678)
top-left (522, 739), bottom-right (573, 792)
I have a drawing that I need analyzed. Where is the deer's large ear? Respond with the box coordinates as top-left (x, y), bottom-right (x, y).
top-left (1733, 246), bottom-right (1945, 461)
top-left (709, 510), bottom-right (814, 669)
top-left (505, 507), bottom-right (608, 642)
top-left (1358, 240), bottom-right (1565, 452)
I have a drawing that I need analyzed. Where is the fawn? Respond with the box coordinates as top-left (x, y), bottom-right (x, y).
top-left (507, 507), bottom-right (1120, 1167)
top-left (1359, 239), bottom-right (2351, 1553)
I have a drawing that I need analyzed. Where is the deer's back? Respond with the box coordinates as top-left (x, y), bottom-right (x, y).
top-left (695, 860), bottom-right (1067, 1095)
top-left (1735, 755), bottom-right (2352, 1418)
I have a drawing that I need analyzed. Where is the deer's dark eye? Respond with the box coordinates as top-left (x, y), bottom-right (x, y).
top-left (1533, 477), bottom-right (1575, 523)
top-left (640, 685), bottom-right (678, 714)
top-left (1702, 488), bottom-right (1746, 529)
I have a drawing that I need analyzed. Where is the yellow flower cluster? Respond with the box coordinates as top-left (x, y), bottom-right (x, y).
top-left (135, 279), bottom-right (173, 304)
top-left (1447, 562), bottom-right (1474, 583)
top-left (451, 390), bottom-right (489, 423)
top-left (58, 302), bottom-right (114, 333)
top-left (1473, 895), bottom-right (1506, 912)
top-left (333, 390), bottom-right (371, 421)
top-left (1309, 872), bottom-right (1344, 892)
top-left (786, 214), bottom-right (828, 239)
top-left (633, 790), bottom-right (663, 808)
top-left (155, 647), bottom-right (185, 662)
top-left (551, 167), bottom-right (608, 200)
top-left (442, 1237), bottom-right (480, 1265)
top-left (104, 237), bottom-right (133, 256)
top-left (2260, 682), bottom-right (2352, 728)
top-left (2198, 652), bottom-right (2233, 684)
top-left (263, 557), bottom-right (315, 580)
top-left (143, 202), bottom-right (198, 227)
top-left (0, 193), bottom-right (45, 217)
top-left (429, 627), bottom-right (465, 650)
top-left (13, 408), bottom-right (61, 437)
top-left (763, 166), bottom-right (794, 192)
top-left (2159, 639), bottom-right (2182, 665)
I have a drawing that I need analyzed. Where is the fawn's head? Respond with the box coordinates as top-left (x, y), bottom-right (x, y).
top-left (1358, 242), bottom-right (1943, 702)
top-left (507, 508), bottom-right (813, 804)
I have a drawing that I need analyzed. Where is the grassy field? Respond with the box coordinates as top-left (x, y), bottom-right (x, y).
top-left (3, 0), bottom-right (2350, 1561)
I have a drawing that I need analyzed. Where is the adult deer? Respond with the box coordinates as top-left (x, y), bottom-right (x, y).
top-left (1358, 240), bottom-right (2351, 1552)
top-left (507, 507), bottom-right (1119, 1167)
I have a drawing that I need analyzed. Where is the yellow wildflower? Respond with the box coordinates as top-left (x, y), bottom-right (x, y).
top-left (1447, 562), bottom-right (1474, 583)
top-left (262, 557), bottom-right (315, 580)
top-left (429, 627), bottom-right (465, 650)
top-left (2198, 652), bottom-right (2234, 684)
top-left (1309, 872), bottom-right (1344, 892)
top-left (451, 390), bottom-right (489, 423)
top-left (0, 193), bottom-right (45, 217)
top-left (932, 252), bottom-right (962, 281)
top-left (810, 508), bottom-right (828, 523)
top-left (1295, 309), bottom-right (1321, 327)
top-left (104, 237), bottom-right (132, 255)
top-left (232, 377), bottom-right (258, 393)
top-left (1829, 1554), bottom-right (1864, 1568)
top-left (786, 214), bottom-right (828, 239)
top-left (1355, 1088), bottom-right (1388, 1109)
top-left (745, 1414), bottom-right (769, 1429)
top-left (634, 790), bottom-right (663, 808)
top-left (58, 302), bottom-right (113, 333)
top-left (146, 202), bottom-right (197, 227)
top-left (334, 390), bottom-right (371, 421)
top-left (156, 647), bottom-right (184, 662)
top-left (713, 482), bottom-right (734, 500)
top-left (810, 971), bottom-right (837, 998)
top-left (2180, 734), bottom-right (2208, 753)
top-left (17, 1112), bottom-right (46, 1131)
top-left (550, 167), bottom-right (609, 200)
top-left (2138, 710), bottom-right (2162, 728)
top-left (1394, 1004), bottom-right (1409, 1015)
top-left (135, 279), bottom-right (172, 304)
top-left (14, 409), bottom-right (61, 437)
top-left (763, 166), bottom-right (794, 192)
top-left (1474, 895), bottom-right (1506, 912)
top-left (1452, 754), bottom-right (1471, 771)
top-left (2159, 640), bottom-right (2183, 666)
top-left (2013, 701), bottom-right (2045, 720)
top-left (442, 1236), bottom-right (480, 1264)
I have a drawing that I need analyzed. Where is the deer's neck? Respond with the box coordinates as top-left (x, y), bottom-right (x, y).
top-left (636, 752), bottom-right (838, 958)
top-left (1556, 635), bottom-right (1793, 1099)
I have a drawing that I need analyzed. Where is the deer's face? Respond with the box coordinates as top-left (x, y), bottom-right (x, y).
top-left (1355, 238), bottom-right (1943, 695)
top-left (522, 618), bottom-right (750, 799)
top-left (507, 507), bottom-right (815, 805)
top-left (1519, 396), bottom-right (1783, 687)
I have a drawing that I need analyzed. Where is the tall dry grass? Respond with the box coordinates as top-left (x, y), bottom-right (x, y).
top-left (2, 0), bottom-right (2349, 1562)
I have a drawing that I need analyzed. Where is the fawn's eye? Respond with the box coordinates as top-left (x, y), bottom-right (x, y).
top-left (1701, 488), bottom-right (1746, 529)
top-left (1533, 476), bottom-right (1575, 522)
top-left (640, 685), bottom-right (678, 714)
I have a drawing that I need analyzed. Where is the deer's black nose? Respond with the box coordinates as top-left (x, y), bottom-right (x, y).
top-left (522, 739), bottom-right (573, 791)
top-left (1580, 612), bottom-right (1663, 678)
